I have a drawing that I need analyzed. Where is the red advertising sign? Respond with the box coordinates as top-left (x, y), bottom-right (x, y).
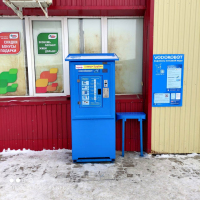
top-left (0, 32), bottom-right (20, 54)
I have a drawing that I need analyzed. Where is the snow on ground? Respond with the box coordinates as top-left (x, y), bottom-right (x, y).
top-left (0, 149), bottom-right (200, 200)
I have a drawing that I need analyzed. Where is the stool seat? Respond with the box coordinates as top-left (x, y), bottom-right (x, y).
top-left (116, 112), bottom-right (146, 120)
top-left (116, 112), bottom-right (146, 157)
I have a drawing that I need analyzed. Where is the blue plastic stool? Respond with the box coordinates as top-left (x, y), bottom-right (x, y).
top-left (116, 112), bottom-right (146, 157)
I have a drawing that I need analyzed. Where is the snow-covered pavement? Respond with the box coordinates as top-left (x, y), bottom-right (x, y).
top-left (0, 149), bottom-right (200, 200)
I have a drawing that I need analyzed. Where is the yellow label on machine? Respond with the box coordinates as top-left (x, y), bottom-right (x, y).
top-left (76, 65), bottom-right (103, 69)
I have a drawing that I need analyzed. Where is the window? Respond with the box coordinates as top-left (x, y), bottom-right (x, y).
top-left (108, 19), bottom-right (143, 94)
top-left (32, 21), bottom-right (64, 94)
top-left (68, 19), bottom-right (101, 53)
top-left (0, 17), bottom-right (143, 97)
top-left (0, 19), bottom-right (28, 96)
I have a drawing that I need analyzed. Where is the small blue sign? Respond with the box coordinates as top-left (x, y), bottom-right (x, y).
top-left (152, 54), bottom-right (184, 107)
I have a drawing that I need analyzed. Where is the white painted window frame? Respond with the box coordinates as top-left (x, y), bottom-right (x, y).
top-left (25, 16), bottom-right (69, 97)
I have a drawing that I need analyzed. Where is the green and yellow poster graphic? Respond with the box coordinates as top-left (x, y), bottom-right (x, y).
top-left (0, 68), bottom-right (18, 94)
top-left (37, 33), bottom-right (58, 54)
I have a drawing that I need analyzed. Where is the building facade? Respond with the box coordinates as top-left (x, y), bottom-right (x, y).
top-left (2, 0), bottom-right (198, 154)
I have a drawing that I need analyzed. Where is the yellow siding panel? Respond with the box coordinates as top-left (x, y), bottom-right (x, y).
top-left (178, 0), bottom-right (187, 153)
top-left (189, 0), bottom-right (199, 152)
top-left (173, 0), bottom-right (181, 153)
top-left (152, 0), bottom-right (200, 153)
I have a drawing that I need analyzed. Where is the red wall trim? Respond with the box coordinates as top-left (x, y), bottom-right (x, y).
top-left (0, 97), bottom-right (70, 106)
top-left (0, 98), bottom-right (144, 152)
top-left (0, 0), bottom-right (146, 16)
top-left (0, 95), bottom-right (143, 106)
top-left (142, 0), bottom-right (154, 153)
top-left (0, 102), bottom-right (72, 151)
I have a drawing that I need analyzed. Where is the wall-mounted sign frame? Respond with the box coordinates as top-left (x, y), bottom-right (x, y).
top-left (0, 32), bottom-right (20, 54)
top-left (152, 54), bottom-right (184, 107)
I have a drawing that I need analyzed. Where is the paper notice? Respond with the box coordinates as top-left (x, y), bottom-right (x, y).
top-left (154, 93), bottom-right (170, 104)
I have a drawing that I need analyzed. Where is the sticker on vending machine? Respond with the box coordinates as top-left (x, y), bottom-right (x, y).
top-left (82, 96), bottom-right (89, 100)
top-left (82, 90), bottom-right (89, 95)
top-left (82, 86), bottom-right (89, 90)
top-left (82, 81), bottom-right (89, 85)
top-left (82, 101), bottom-right (89, 105)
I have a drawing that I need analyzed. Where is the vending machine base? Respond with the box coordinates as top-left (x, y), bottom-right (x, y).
top-left (72, 119), bottom-right (115, 163)
top-left (74, 159), bottom-right (114, 163)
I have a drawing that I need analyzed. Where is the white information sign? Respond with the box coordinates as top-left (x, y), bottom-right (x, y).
top-left (167, 67), bottom-right (182, 89)
top-left (154, 93), bottom-right (170, 104)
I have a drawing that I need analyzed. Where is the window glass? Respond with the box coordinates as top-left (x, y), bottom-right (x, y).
top-left (32, 21), bottom-right (64, 94)
top-left (68, 19), bottom-right (80, 53)
top-left (68, 19), bottom-right (101, 53)
top-left (108, 19), bottom-right (143, 94)
top-left (0, 19), bottom-right (28, 96)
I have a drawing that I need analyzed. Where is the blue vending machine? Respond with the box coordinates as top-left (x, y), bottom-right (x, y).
top-left (65, 53), bottom-right (119, 163)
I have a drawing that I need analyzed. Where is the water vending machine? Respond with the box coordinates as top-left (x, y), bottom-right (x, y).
top-left (65, 53), bottom-right (119, 163)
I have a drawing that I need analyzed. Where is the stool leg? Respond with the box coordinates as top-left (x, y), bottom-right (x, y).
top-left (122, 119), bottom-right (125, 157)
top-left (139, 119), bottom-right (144, 157)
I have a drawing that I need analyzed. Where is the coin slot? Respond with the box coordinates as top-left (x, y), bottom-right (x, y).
top-left (98, 89), bottom-right (101, 95)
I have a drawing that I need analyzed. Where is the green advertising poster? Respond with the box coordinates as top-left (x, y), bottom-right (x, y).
top-left (37, 33), bottom-right (58, 54)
